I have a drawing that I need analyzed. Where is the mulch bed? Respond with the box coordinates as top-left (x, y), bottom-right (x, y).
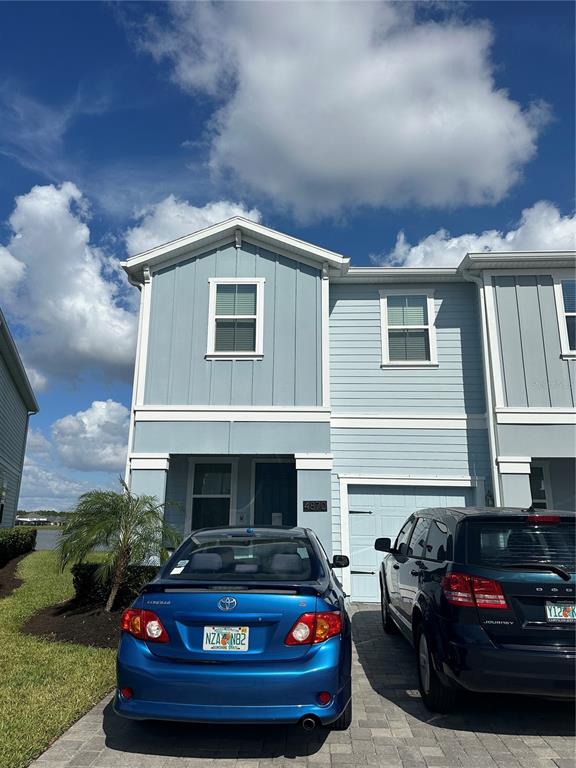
top-left (24, 600), bottom-right (123, 649)
top-left (0, 553), bottom-right (28, 599)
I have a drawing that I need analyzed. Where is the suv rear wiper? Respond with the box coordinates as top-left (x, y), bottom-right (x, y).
top-left (500, 563), bottom-right (571, 581)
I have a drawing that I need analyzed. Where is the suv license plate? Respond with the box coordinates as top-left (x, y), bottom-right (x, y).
top-left (203, 626), bottom-right (249, 651)
top-left (545, 603), bottom-right (576, 622)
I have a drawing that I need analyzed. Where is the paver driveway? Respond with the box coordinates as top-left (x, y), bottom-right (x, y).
top-left (31, 604), bottom-right (575, 768)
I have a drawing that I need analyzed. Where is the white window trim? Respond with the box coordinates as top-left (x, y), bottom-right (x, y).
top-left (206, 277), bottom-right (265, 359)
top-left (553, 275), bottom-right (576, 359)
top-left (379, 288), bottom-right (438, 367)
top-left (184, 458), bottom-right (238, 533)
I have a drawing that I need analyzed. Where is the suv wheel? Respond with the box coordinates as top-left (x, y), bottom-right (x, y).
top-left (380, 581), bottom-right (397, 634)
top-left (415, 624), bottom-right (457, 713)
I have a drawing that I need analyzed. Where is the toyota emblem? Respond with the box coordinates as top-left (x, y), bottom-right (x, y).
top-left (218, 596), bottom-right (237, 611)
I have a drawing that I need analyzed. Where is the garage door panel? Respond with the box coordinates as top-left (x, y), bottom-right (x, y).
top-left (348, 484), bottom-right (474, 602)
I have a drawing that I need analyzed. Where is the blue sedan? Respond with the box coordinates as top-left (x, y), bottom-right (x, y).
top-left (114, 527), bottom-right (352, 730)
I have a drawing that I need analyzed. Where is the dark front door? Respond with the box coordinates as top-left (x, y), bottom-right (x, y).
top-left (254, 462), bottom-right (297, 527)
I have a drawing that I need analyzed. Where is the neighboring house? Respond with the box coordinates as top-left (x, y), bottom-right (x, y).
top-left (0, 307), bottom-right (38, 528)
top-left (460, 252), bottom-right (576, 515)
top-left (122, 219), bottom-right (575, 601)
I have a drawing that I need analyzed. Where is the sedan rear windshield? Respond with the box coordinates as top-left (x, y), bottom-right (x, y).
top-left (466, 518), bottom-right (576, 570)
top-left (163, 536), bottom-right (322, 581)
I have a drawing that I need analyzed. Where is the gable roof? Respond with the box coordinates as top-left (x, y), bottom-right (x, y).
top-left (0, 306), bottom-right (38, 414)
top-left (122, 216), bottom-right (350, 283)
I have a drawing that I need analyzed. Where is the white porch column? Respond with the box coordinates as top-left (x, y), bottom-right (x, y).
top-left (129, 454), bottom-right (170, 506)
top-left (497, 456), bottom-right (532, 508)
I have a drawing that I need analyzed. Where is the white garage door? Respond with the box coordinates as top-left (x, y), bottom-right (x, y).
top-left (348, 484), bottom-right (475, 602)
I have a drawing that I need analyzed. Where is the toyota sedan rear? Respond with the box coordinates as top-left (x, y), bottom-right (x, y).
top-left (114, 527), bottom-right (352, 729)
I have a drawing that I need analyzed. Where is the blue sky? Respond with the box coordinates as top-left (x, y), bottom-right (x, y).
top-left (0, 1), bottom-right (573, 509)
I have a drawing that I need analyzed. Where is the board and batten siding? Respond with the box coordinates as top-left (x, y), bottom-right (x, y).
top-left (0, 352), bottom-right (28, 527)
top-left (492, 275), bottom-right (576, 407)
top-left (329, 282), bottom-right (486, 414)
top-left (144, 241), bottom-right (323, 407)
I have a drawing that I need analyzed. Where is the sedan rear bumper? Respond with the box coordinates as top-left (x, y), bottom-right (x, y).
top-left (444, 641), bottom-right (576, 698)
top-left (115, 633), bottom-right (351, 724)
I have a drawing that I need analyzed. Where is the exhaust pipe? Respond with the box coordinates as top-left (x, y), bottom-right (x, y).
top-left (301, 716), bottom-right (317, 731)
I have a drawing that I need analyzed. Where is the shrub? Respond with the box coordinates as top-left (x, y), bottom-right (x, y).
top-left (0, 527), bottom-right (37, 568)
top-left (71, 562), bottom-right (159, 610)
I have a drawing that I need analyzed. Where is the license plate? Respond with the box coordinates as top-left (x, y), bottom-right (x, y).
top-left (545, 603), bottom-right (576, 622)
top-left (202, 626), bottom-right (249, 651)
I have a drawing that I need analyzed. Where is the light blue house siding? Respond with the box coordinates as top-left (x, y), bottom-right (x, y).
top-left (487, 272), bottom-right (576, 510)
top-left (145, 241), bottom-right (323, 406)
top-left (492, 275), bottom-right (575, 408)
top-left (0, 311), bottom-right (37, 528)
top-left (329, 282), bottom-right (486, 413)
top-left (0, 354), bottom-right (28, 527)
top-left (328, 281), bottom-right (491, 598)
top-left (128, 233), bottom-right (334, 551)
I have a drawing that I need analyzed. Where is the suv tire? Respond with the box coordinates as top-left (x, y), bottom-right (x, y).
top-left (415, 624), bottom-right (457, 713)
top-left (380, 580), bottom-right (398, 634)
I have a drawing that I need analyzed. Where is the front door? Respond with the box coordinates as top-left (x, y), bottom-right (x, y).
top-left (191, 462), bottom-right (233, 530)
top-left (254, 462), bottom-right (297, 527)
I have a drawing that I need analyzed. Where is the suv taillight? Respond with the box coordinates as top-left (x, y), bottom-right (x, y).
top-left (120, 608), bottom-right (170, 642)
top-left (442, 573), bottom-right (508, 610)
top-left (285, 611), bottom-right (342, 645)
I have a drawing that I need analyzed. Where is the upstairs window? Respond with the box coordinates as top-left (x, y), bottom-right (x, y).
top-left (379, 289), bottom-right (437, 365)
top-left (207, 278), bottom-right (264, 358)
top-left (560, 279), bottom-right (576, 355)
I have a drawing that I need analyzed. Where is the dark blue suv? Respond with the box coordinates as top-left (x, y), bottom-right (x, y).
top-left (375, 507), bottom-right (576, 712)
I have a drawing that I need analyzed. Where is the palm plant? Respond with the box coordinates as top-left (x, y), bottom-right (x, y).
top-left (58, 480), bottom-right (180, 612)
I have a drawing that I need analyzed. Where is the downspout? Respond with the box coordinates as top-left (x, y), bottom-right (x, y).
top-left (461, 269), bottom-right (501, 506)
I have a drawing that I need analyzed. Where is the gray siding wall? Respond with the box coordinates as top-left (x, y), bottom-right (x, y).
top-left (329, 282), bottom-right (485, 413)
top-left (330, 427), bottom-right (491, 554)
top-left (0, 353), bottom-right (28, 527)
top-left (493, 274), bottom-right (576, 407)
top-left (145, 241), bottom-right (322, 406)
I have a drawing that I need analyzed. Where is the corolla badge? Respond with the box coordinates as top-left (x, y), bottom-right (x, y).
top-left (218, 596), bottom-right (237, 612)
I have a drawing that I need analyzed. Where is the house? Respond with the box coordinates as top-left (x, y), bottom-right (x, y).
top-left (460, 252), bottom-right (576, 514)
top-left (122, 219), bottom-right (575, 601)
top-left (0, 306), bottom-right (38, 528)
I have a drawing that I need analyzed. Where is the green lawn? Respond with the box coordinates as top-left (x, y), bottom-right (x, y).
top-left (0, 551), bottom-right (116, 768)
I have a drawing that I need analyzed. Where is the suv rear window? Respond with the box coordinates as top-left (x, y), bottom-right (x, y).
top-left (163, 535), bottom-right (322, 581)
top-left (466, 518), bottom-right (576, 570)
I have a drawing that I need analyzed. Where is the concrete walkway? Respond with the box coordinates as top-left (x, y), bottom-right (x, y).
top-left (30, 605), bottom-right (575, 768)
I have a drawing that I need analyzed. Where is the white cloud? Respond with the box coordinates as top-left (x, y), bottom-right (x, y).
top-left (19, 458), bottom-right (92, 512)
top-left (139, 2), bottom-right (549, 217)
top-left (125, 196), bottom-right (262, 254)
top-left (0, 182), bottom-right (137, 383)
top-left (374, 201), bottom-right (576, 267)
top-left (52, 399), bottom-right (129, 473)
top-left (25, 428), bottom-right (53, 461)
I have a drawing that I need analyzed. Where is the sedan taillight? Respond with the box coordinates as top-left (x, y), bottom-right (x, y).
top-left (285, 611), bottom-right (342, 645)
top-left (120, 608), bottom-right (170, 642)
top-left (442, 573), bottom-right (508, 610)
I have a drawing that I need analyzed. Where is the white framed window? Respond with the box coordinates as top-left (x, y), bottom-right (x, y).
top-left (206, 278), bottom-right (265, 358)
top-left (379, 288), bottom-right (437, 366)
top-left (554, 277), bottom-right (576, 358)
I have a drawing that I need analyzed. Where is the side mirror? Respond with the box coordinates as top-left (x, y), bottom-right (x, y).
top-left (374, 537), bottom-right (392, 553)
top-left (331, 554), bottom-right (350, 568)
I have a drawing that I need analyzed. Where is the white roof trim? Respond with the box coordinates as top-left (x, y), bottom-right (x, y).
top-left (332, 267), bottom-right (461, 283)
top-left (122, 217), bottom-right (349, 279)
top-left (460, 251), bottom-right (576, 272)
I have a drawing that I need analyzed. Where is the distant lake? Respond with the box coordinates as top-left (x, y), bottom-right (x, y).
top-left (35, 528), bottom-right (61, 551)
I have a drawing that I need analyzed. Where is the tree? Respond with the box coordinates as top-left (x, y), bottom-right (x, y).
top-left (58, 480), bottom-right (180, 612)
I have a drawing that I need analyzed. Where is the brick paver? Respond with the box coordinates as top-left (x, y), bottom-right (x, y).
top-left (30, 605), bottom-right (575, 768)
